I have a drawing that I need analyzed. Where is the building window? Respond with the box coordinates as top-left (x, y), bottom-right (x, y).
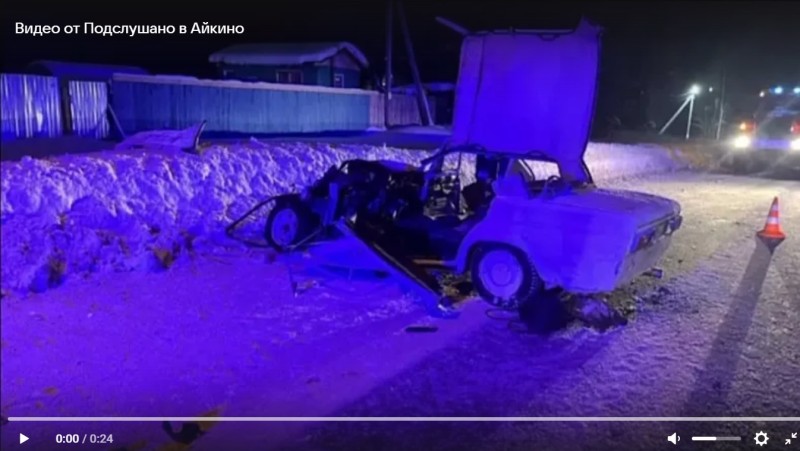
top-left (276, 70), bottom-right (303, 84)
top-left (333, 73), bottom-right (345, 88)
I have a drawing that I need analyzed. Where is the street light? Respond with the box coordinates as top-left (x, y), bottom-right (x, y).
top-left (659, 84), bottom-right (702, 140)
top-left (685, 85), bottom-right (700, 139)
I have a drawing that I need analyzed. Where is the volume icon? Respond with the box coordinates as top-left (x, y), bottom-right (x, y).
top-left (668, 433), bottom-right (680, 445)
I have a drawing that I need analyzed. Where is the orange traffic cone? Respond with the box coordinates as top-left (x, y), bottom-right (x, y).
top-left (756, 197), bottom-right (786, 243)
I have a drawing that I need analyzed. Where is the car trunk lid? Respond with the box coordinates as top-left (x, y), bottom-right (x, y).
top-left (550, 188), bottom-right (680, 226)
top-left (448, 19), bottom-right (601, 183)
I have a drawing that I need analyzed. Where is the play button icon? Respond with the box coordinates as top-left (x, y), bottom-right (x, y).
top-left (19, 433), bottom-right (29, 444)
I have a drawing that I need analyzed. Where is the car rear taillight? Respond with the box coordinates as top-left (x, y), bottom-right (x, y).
top-left (666, 216), bottom-right (683, 234)
top-left (632, 232), bottom-right (655, 252)
top-left (791, 121), bottom-right (800, 134)
top-left (631, 216), bottom-right (682, 252)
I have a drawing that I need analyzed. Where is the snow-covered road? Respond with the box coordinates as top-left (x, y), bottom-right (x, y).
top-left (1, 172), bottom-right (799, 451)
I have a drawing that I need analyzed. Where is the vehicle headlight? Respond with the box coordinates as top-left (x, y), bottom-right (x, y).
top-left (791, 138), bottom-right (800, 151)
top-left (732, 135), bottom-right (752, 149)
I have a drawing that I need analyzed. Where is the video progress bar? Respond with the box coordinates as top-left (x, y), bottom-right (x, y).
top-left (692, 436), bottom-right (742, 442)
top-left (7, 417), bottom-right (800, 423)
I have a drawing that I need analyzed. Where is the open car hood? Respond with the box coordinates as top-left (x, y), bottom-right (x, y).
top-left (449, 19), bottom-right (601, 182)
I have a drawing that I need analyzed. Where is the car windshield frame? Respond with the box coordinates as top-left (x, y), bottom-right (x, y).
top-left (421, 145), bottom-right (594, 187)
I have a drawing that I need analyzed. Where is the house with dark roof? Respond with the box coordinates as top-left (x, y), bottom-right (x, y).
top-left (208, 42), bottom-right (368, 88)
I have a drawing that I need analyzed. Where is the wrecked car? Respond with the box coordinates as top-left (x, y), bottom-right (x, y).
top-left (237, 19), bottom-right (683, 311)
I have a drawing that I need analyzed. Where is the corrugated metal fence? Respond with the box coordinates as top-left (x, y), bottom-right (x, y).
top-left (112, 75), bottom-right (374, 134)
top-left (1, 72), bottom-right (429, 140)
top-left (1, 73), bottom-right (109, 141)
top-left (112, 74), bottom-right (427, 135)
top-left (1, 74), bottom-right (62, 140)
top-left (369, 93), bottom-right (425, 128)
top-left (69, 80), bottom-right (110, 139)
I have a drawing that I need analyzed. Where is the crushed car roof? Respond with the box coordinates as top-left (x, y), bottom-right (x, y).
top-left (448, 19), bottom-right (601, 182)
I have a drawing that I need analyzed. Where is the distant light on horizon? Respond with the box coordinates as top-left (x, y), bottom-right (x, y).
top-left (708, 86), bottom-right (714, 93)
top-left (794, 87), bottom-right (800, 95)
top-left (689, 84), bottom-right (701, 96)
top-left (759, 91), bottom-right (766, 97)
top-left (774, 86), bottom-right (784, 94)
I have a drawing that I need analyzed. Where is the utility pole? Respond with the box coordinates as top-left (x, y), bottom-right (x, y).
top-left (715, 67), bottom-right (726, 140)
top-left (384, 0), bottom-right (394, 128)
top-left (659, 95), bottom-right (693, 135)
top-left (396, 0), bottom-right (434, 126)
top-left (686, 94), bottom-right (695, 140)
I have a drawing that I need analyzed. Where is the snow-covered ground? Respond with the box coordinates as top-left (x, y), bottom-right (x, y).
top-left (2, 171), bottom-right (797, 451)
top-left (0, 138), bottom-right (687, 294)
top-left (0, 141), bottom-right (422, 294)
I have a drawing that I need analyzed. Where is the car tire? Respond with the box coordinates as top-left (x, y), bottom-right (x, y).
top-left (264, 197), bottom-right (317, 251)
top-left (470, 243), bottom-right (544, 310)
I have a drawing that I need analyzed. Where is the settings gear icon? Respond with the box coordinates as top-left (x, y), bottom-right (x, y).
top-left (754, 431), bottom-right (769, 446)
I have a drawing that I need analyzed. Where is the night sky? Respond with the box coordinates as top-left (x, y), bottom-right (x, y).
top-left (3, 0), bottom-right (799, 129)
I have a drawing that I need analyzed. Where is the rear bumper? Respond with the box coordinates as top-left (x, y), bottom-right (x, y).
top-left (616, 213), bottom-right (681, 285)
top-left (617, 235), bottom-right (673, 286)
top-left (558, 233), bottom-right (675, 295)
top-left (557, 214), bottom-right (681, 294)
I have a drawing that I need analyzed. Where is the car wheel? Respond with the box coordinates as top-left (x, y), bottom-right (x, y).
top-left (470, 244), bottom-right (544, 310)
top-left (265, 197), bottom-right (316, 251)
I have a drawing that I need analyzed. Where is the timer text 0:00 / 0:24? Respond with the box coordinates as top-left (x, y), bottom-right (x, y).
top-left (55, 433), bottom-right (114, 444)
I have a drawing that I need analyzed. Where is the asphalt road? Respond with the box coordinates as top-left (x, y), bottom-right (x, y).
top-left (1, 171), bottom-right (798, 451)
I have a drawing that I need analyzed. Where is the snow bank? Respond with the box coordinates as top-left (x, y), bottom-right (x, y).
top-left (0, 142), bottom-right (426, 293)
top-left (585, 143), bottom-right (688, 180)
top-left (0, 139), bottom-right (686, 293)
